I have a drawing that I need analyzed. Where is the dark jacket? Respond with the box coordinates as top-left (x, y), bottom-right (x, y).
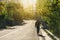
top-left (35, 20), bottom-right (41, 27)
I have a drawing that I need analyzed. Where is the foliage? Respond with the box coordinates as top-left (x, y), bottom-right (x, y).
top-left (0, 2), bottom-right (7, 28)
top-left (36, 0), bottom-right (60, 38)
top-left (0, 1), bottom-right (23, 28)
top-left (6, 2), bottom-right (23, 23)
top-left (48, 0), bottom-right (60, 38)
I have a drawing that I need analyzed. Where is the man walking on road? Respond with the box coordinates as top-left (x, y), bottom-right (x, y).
top-left (35, 19), bottom-right (41, 35)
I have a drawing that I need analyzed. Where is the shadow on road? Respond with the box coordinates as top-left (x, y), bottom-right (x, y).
top-left (38, 34), bottom-right (45, 40)
top-left (0, 22), bottom-right (27, 31)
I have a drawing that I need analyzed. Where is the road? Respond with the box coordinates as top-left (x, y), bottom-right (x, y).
top-left (0, 20), bottom-right (38, 40)
top-left (0, 20), bottom-right (52, 40)
top-left (39, 29), bottom-right (52, 40)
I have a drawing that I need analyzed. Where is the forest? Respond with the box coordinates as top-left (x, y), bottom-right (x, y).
top-left (36, 0), bottom-right (60, 38)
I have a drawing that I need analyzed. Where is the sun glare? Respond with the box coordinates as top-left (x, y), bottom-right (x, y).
top-left (21, 0), bottom-right (36, 8)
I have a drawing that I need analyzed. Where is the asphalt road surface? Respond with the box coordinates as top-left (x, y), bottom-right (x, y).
top-left (0, 20), bottom-right (38, 40)
top-left (0, 20), bottom-right (52, 40)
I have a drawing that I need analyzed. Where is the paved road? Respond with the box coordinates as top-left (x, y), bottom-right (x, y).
top-left (0, 20), bottom-right (38, 40)
top-left (39, 25), bottom-right (52, 40)
top-left (39, 29), bottom-right (52, 40)
top-left (0, 20), bottom-right (52, 40)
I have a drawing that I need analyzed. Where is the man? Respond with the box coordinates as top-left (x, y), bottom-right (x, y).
top-left (35, 19), bottom-right (41, 35)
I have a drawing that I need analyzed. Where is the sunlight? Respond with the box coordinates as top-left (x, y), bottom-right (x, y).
top-left (21, 0), bottom-right (36, 8)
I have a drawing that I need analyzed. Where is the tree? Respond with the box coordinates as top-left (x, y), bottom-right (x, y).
top-left (48, 0), bottom-right (60, 38)
top-left (36, 0), bottom-right (50, 20)
top-left (6, 1), bottom-right (23, 25)
top-left (36, 0), bottom-right (60, 38)
top-left (0, 1), bottom-right (7, 28)
top-left (0, 0), bottom-right (24, 28)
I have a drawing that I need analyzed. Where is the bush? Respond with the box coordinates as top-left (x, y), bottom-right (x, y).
top-left (0, 1), bottom-right (23, 29)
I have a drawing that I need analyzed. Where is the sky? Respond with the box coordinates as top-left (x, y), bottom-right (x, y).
top-left (20, 0), bottom-right (36, 9)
